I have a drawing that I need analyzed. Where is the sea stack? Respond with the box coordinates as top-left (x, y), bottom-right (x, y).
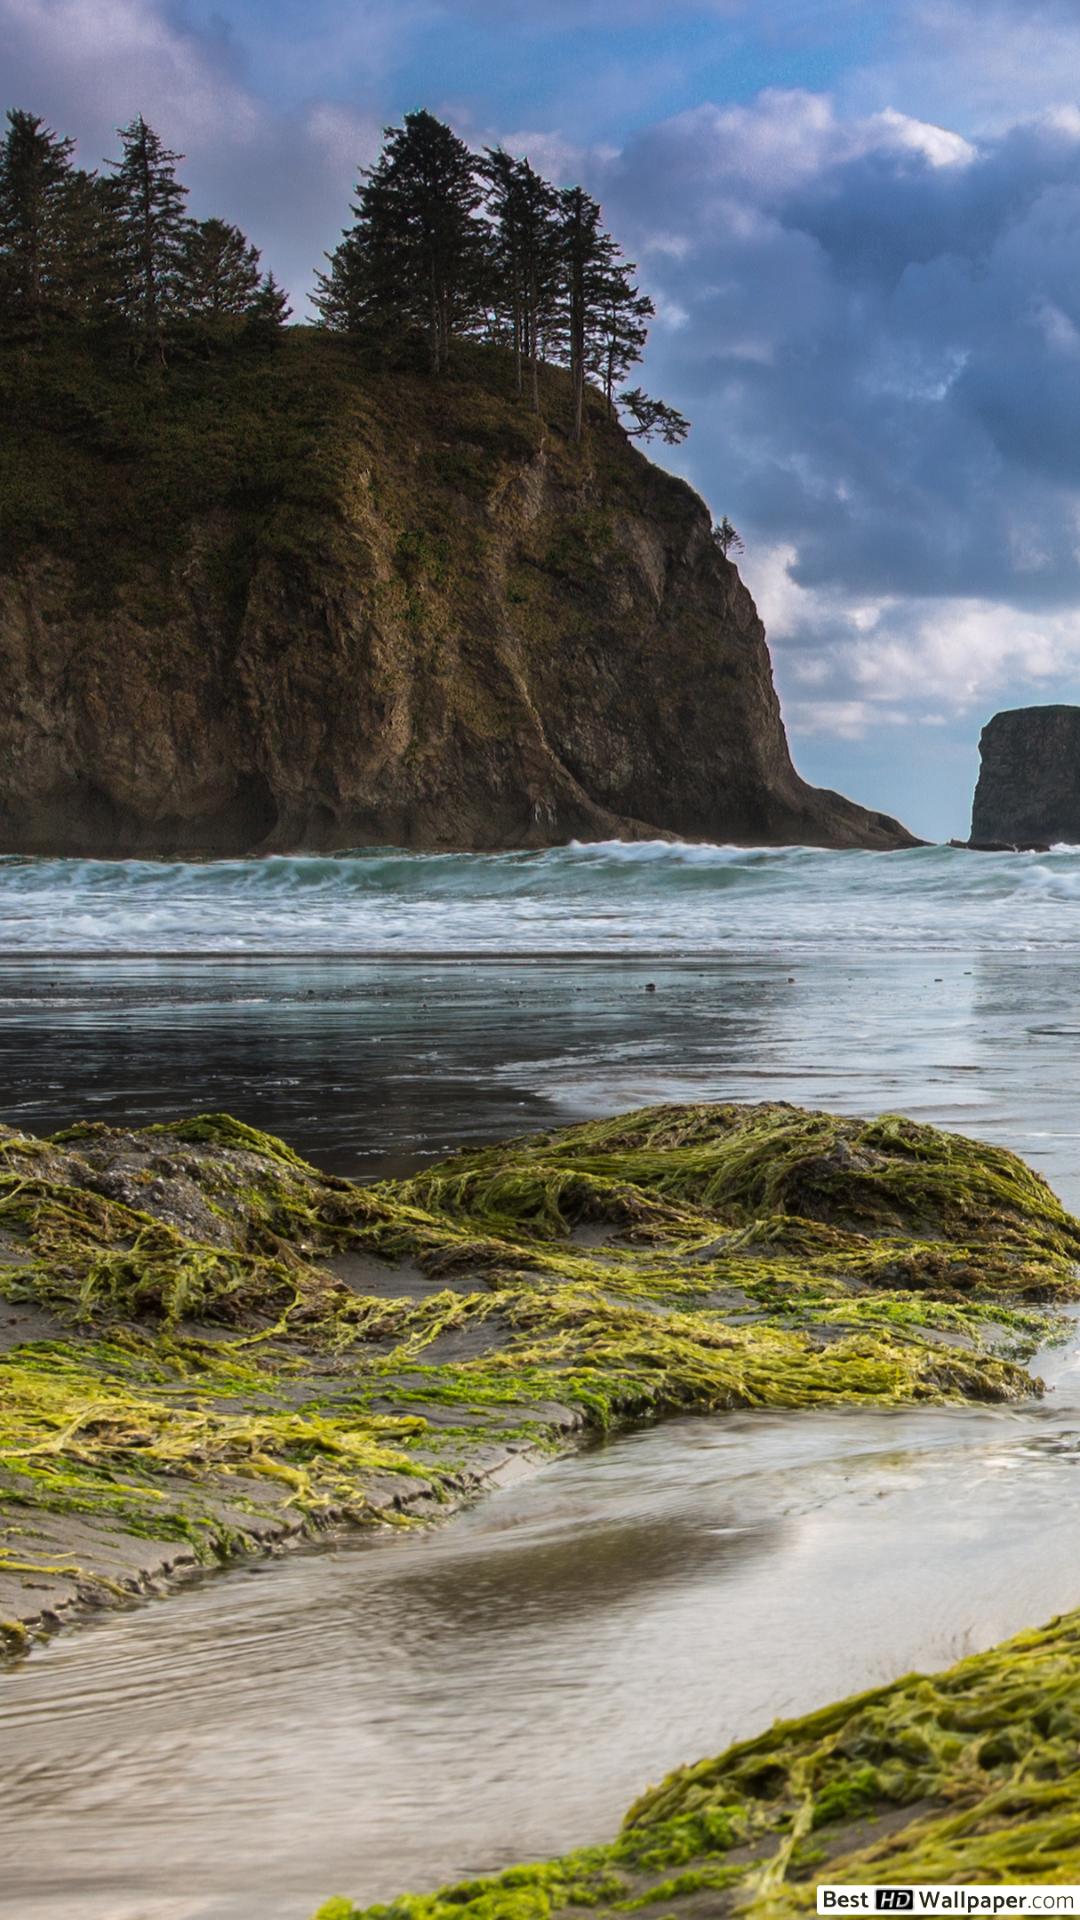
top-left (970, 705), bottom-right (1080, 849)
top-left (0, 335), bottom-right (915, 856)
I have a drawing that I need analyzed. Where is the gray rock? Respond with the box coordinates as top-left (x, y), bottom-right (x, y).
top-left (971, 705), bottom-right (1080, 848)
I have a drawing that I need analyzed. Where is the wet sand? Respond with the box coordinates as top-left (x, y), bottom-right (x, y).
top-left (4, 950), bottom-right (1080, 1204)
top-left (6, 944), bottom-right (1080, 1915)
top-left (4, 1326), bottom-right (1080, 1920)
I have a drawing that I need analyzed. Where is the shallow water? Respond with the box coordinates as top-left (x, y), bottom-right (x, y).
top-left (3, 948), bottom-right (1080, 1205)
top-left (4, 1331), bottom-right (1080, 1920)
top-left (7, 842), bottom-right (1080, 1917)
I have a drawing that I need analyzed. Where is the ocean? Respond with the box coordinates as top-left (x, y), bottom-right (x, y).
top-left (3, 840), bottom-right (1080, 1198)
top-left (5, 838), bottom-right (1080, 956)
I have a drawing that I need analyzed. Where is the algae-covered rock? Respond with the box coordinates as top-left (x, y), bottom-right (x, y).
top-left (1, 1102), bottom-right (1075, 1645)
top-left (316, 1607), bottom-right (1080, 1917)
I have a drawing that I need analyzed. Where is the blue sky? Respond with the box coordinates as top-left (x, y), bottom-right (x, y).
top-left (10, 0), bottom-right (1080, 839)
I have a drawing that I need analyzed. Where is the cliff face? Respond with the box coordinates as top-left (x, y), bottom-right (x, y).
top-left (971, 706), bottom-right (1080, 848)
top-left (0, 333), bottom-right (914, 856)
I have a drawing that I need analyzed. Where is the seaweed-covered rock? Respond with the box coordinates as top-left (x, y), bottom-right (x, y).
top-left (1, 1102), bottom-right (1075, 1647)
top-left (319, 1607), bottom-right (1080, 1917)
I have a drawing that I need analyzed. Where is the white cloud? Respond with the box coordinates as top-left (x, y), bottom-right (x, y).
top-left (850, 1), bottom-right (1080, 135)
top-left (2, 0), bottom-right (259, 147)
top-left (784, 699), bottom-right (911, 740)
top-left (867, 107), bottom-right (975, 170)
top-left (745, 543), bottom-right (1080, 741)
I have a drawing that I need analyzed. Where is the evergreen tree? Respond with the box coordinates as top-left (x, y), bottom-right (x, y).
top-left (557, 185), bottom-right (607, 442)
top-left (245, 271), bottom-right (291, 347)
top-left (0, 109), bottom-right (79, 339)
top-left (712, 515), bottom-right (744, 556)
top-left (316, 111), bottom-right (486, 371)
top-left (179, 217), bottom-right (261, 321)
top-left (312, 226), bottom-right (369, 335)
top-left (480, 147), bottom-right (525, 378)
top-left (482, 148), bottom-right (560, 410)
top-left (108, 115), bottom-right (189, 355)
top-left (60, 169), bottom-right (127, 330)
top-left (589, 253), bottom-right (654, 415)
top-left (619, 387), bottom-right (690, 445)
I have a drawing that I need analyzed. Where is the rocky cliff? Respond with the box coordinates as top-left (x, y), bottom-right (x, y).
top-left (971, 705), bottom-right (1080, 848)
top-left (0, 332), bottom-right (914, 856)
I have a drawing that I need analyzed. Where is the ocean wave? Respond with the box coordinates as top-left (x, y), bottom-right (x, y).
top-left (3, 841), bottom-right (1080, 955)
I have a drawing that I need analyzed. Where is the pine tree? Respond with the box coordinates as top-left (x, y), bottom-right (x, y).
top-left (0, 109), bottom-right (79, 339)
top-left (620, 387), bottom-right (690, 445)
top-left (245, 271), bottom-right (291, 347)
top-left (108, 115), bottom-right (189, 356)
top-left (59, 170), bottom-right (127, 331)
top-left (557, 185), bottom-right (606, 442)
top-left (312, 226), bottom-right (370, 335)
top-left (482, 149), bottom-right (560, 409)
top-left (316, 111), bottom-right (485, 371)
top-left (712, 515), bottom-right (744, 557)
top-left (179, 218), bottom-right (261, 322)
top-left (480, 148), bottom-right (524, 382)
top-left (589, 253), bottom-right (654, 415)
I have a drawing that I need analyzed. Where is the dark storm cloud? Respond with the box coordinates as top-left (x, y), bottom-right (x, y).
top-left (589, 97), bottom-right (1080, 619)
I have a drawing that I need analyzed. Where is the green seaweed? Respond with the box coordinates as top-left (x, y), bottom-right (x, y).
top-left (311, 1606), bottom-right (1080, 1918)
top-left (1, 1100), bottom-right (1075, 1653)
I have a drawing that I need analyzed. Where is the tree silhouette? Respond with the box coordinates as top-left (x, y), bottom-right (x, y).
top-left (316, 111), bottom-right (486, 372)
top-left (179, 218), bottom-right (261, 321)
top-left (620, 387), bottom-right (690, 445)
top-left (482, 149), bottom-right (560, 409)
top-left (108, 115), bottom-right (189, 357)
top-left (712, 516), bottom-right (745, 557)
top-left (0, 110), bottom-right (80, 339)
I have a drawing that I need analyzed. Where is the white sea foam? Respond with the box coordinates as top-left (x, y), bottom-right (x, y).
top-left (5, 840), bottom-right (1080, 955)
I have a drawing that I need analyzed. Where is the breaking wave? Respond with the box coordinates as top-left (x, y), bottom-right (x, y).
top-left (5, 840), bottom-right (1080, 955)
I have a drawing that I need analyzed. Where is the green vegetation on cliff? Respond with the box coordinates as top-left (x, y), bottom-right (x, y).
top-left (1, 103), bottom-right (913, 855)
top-left (0, 323), bottom-right (913, 852)
top-left (0, 327), bottom-right (624, 597)
top-left (1, 101), bottom-right (681, 442)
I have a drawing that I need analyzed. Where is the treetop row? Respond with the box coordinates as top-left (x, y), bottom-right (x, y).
top-left (0, 104), bottom-right (688, 444)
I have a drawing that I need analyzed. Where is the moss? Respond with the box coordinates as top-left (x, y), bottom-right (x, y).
top-left (0, 1618), bottom-right (31, 1657)
top-left (1, 1100), bottom-right (1075, 1651)
top-left (0, 1335), bottom-right (440, 1580)
top-left (391, 1103), bottom-right (1080, 1295)
top-left (317, 1606), bottom-right (1080, 1917)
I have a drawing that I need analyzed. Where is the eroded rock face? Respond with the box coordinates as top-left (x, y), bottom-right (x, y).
top-left (971, 706), bottom-right (1080, 848)
top-left (0, 340), bottom-right (914, 855)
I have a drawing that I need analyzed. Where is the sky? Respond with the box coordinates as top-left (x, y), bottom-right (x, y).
top-left (12, 3), bottom-right (1080, 837)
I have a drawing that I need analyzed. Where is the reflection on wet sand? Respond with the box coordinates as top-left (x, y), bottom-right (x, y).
top-left (5, 1356), bottom-right (1080, 1920)
top-left (5, 948), bottom-right (1080, 1917)
top-left (3, 951), bottom-right (1080, 1209)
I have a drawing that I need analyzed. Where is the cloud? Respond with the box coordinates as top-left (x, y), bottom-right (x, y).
top-left (0, 0), bottom-right (384, 301)
top-left (852, 2), bottom-right (1080, 135)
top-left (749, 541), bottom-right (1080, 743)
top-left (559, 89), bottom-right (1080, 744)
top-left (10, 0), bottom-right (1080, 809)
